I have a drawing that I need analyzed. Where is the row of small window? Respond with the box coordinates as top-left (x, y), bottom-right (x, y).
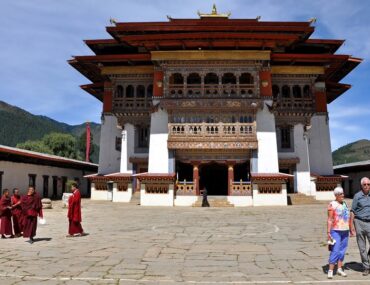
top-left (115, 84), bottom-right (153, 98)
top-left (0, 173), bottom-right (80, 198)
top-left (272, 84), bottom-right (311, 99)
top-left (169, 72), bottom-right (254, 85)
top-left (172, 115), bottom-right (254, 124)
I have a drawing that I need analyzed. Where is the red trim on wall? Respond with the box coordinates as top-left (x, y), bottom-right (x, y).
top-left (103, 81), bottom-right (113, 112)
top-left (315, 91), bottom-right (327, 112)
top-left (153, 71), bottom-right (164, 97)
top-left (259, 70), bottom-right (272, 97)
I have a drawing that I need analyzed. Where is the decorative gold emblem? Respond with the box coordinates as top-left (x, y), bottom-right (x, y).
top-left (198, 4), bottom-right (231, 19)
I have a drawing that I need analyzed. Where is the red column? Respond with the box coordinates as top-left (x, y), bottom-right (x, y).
top-left (153, 71), bottom-right (164, 97)
top-left (103, 81), bottom-right (113, 112)
top-left (314, 91), bottom-right (327, 112)
top-left (259, 70), bottom-right (272, 97)
top-left (193, 165), bottom-right (199, 195)
top-left (228, 164), bottom-right (234, 196)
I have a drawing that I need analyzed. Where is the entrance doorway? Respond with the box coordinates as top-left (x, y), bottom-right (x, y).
top-left (200, 163), bottom-right (228, 195)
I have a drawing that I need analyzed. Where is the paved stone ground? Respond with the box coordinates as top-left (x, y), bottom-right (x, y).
top-left (1, 199), bottom-right (369, 284)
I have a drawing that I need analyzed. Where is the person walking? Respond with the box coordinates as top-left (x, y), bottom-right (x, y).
top-left (201, 187), bottom-right (210, 207)
top-left (327, 186), bottom-right (351, 279)
top-left (21, 187), bottom-right (43, 244)
top-left (11, 188), bottom-right (23, 237)
top-left (67, 182), bottom-right (84, 237)
top-left (0, 189), bottom-right (14, 238)
top-left (350, 176), bottom-right (370, 275)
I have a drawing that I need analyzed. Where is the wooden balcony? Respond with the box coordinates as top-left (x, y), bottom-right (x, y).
top-left (167, 84), bottom-right (256, 98)
top-left (168, 122), bottom-right (258, 150)
top-left (112, 98), bottom-right (151, 113)
top-left (274, 98), bottom-right (314, 113)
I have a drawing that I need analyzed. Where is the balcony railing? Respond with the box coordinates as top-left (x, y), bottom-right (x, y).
top-left (168, 122), bottom-right (256, 138)
top-left (167, 84), bottom-right (256, 98)
top-left (230, 181), bottom-right (252, 196)
top-left (274, 98), bottom-right (314, 112)
top-left (113, 98), bottom-right (151, 111)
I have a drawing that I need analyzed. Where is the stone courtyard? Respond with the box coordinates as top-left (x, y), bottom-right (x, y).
top-left (0, 199), bottom-right (369, 284)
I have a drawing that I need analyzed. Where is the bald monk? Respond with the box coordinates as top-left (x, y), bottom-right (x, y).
top-left (0, 189), bottom-right (14, 238)
top-left (21, 187), bottom-right (43, 244)
top-left (11, 188), bottom-right (23, 237)
top-left (67, 182), bottom-right (84, 237)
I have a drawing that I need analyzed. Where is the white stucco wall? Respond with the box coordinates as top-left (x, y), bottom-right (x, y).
top-left (98, 114), bottom-right (121, 175)
top-left (252, 184), bottom-right (288, 206)
top-left (227, 196), bottom-right (253, 207)
top-left (293, 124), bottom-right (312, 195)
top-left (174, 196), bottom-right (198, 206)
top-left (148, 108), bottom-right (169, 173)
top-left (120, 123), bottom-right (135, 173)
top-left (112, 183), bottom-right (133, 202)
top-left (0, 161), bottom-right (94, 197)
top-left (140, 184), bottom-right (174, 206)
top-left (256, 101), bottom-right (279, 173)
top-left (308, 115), bottom-right (333, 175)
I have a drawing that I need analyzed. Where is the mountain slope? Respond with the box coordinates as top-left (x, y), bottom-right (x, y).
top-left (0, 101), bottom-right (101, 162)
top-left (332, 139), bottom-right (370, 165)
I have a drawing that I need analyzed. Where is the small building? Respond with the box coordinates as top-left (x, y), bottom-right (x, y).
top-left (69, 7), bottom-right (361, 206)
top-left (0, 144), bottom-right (98, 198)
top-left (334, 161), bottom-right (370, 197)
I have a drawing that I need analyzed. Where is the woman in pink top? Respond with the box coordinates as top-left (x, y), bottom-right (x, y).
top-left (327, 186), bottom-right (353, 279)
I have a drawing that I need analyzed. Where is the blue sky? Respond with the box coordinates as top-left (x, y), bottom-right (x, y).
top-left (0, 0), bottom-right (369, 151)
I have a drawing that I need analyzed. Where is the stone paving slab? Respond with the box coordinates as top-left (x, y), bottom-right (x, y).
top-left (1, 199), bottom-right (370, 284)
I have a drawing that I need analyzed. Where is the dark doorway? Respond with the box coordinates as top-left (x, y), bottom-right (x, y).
top-left (234, 162), bottom-right (250, 182)
top-left (176, 162), bottom-right (193, 181)
top-left (200, 163), bottom-right (228, 195)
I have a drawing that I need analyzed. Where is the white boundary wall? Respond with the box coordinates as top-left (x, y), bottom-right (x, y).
top-left (112, 183), bottom-right (133, 202)
top-left (140, 184), bottom-right (174, 206)
top-left (98, 114), bottom-right (121, 174)
top-left (148, 108), bottom-right (169, 173)
top-left (90, 183), bottom-right (110, 201)
top-left (174, 196), bottom-right (198, 206)
top-left (252, 184), bottom-right (288, 206)
top-left (228, 196), bottom-right (253, 207)
top-left (308, 115), bottom-right (333, 175)
top-left (256, 101), bottom-right (279, 173)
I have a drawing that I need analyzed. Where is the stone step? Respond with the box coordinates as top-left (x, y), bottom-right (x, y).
top-left (129, 191), bottom-right (141, 205)
top-left (192, 199), bottom-right (234, 207)
top-left (287, 193), bottom-right (323, 205)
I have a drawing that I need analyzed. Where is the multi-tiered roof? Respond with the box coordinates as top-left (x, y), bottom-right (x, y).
top-left (69, 11), bottom-right (361, 103)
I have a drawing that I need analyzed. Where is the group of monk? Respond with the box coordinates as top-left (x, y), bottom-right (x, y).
top-left (0, 182), bottom-right (84, 244)
top-left (0, 186), bottom-right (43, 243)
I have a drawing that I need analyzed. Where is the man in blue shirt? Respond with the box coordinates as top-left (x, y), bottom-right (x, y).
top-left (350, 177), bottom-right (370, 275)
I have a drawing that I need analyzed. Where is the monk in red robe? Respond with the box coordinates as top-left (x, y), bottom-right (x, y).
top-left (67, 182), bottom-right (84, 237)
top-left (0, 189), bottom-right (14, 238)
top-left (11, 188), bottom-right (23, 237)
top-left (21, 187), bottom-right (43, 243)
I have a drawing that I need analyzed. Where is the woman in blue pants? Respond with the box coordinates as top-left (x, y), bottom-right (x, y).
top-left (327, 186), bottom-right (353, 279)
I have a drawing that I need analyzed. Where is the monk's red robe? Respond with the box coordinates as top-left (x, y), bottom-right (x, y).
top-left (21, 193), bottom-right (43, 238)
top-left (11, 194), bottom-right (23, 235)
top-left (68, 189), bottom-right (83, 235)
top-left (0, 196), bottom-right (13, 236)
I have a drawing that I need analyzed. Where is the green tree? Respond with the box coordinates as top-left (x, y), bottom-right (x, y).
top-left (16, 140), bottom-right (53, 154)
top-left (42, 132), bottom-right (80, 159)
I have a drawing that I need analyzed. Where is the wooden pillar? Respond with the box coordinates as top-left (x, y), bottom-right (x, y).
top-left (193, 164), bottom-right (199, 195)
top-left (228, 164), bottom-right (234, 196)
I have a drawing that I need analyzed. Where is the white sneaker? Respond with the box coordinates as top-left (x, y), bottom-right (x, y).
top-left (328, 270), bottom-right (333, 279)
top-left (337, 268), bottom-right (347, 277)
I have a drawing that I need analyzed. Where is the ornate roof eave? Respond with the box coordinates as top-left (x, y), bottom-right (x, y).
top-left (80, 83), bottom-right (104, 102)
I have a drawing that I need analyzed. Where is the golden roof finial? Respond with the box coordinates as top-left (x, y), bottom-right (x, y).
top-left (198, 4), bottom-right (231, 19)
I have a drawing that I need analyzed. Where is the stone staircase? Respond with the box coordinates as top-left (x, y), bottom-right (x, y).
top-left (129, 191), bottom-right (141, 205)
top-left (287, 193), bottom-right (323, 205)
top-left (192, 196), bottom-right (234, 207)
